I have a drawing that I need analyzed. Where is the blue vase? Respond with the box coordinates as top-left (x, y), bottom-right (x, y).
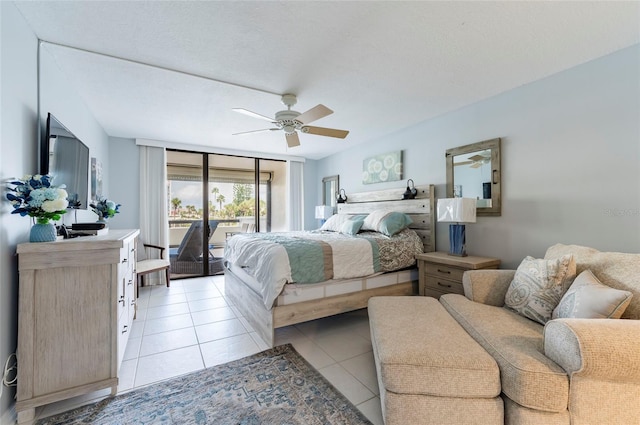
top-left (30, 221), bottom-right (57, 243)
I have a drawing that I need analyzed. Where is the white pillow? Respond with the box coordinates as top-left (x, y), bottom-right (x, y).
top-left (552, 270), bottom-right (633, 319)
top-left (361, 211), bottom-right (413, 236)
top-left (319, 214), bottom-right (355, 232)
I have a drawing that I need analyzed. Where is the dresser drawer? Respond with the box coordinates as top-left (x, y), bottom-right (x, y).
top-left (423, 277), bottom-right (464, 295)
top-left (423, 263), bottom-right (466, 282)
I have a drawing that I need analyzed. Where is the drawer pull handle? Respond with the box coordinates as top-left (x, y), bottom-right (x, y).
top-left (121, 325), bottom-right (128, 334)
top-left (437, 282), bottom-right (452, 288)
top-left (437, 269), bottom-right (451, 274)
top-left (119, 296), bottom-right (125, 306)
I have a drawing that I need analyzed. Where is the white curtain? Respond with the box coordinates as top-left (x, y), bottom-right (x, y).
top-left (139, 145), bottom-right (169, 285)
top-left (287, 160), bottom-right (304, 231)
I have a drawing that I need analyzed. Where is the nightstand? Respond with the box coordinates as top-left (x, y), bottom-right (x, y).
top-left (416, 252), bottom-right (501, 298)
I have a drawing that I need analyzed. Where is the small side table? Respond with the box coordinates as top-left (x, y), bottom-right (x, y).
top-left (416, 252), bottom-right (501, 298)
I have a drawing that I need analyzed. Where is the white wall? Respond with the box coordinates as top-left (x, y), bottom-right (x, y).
top-left (1, 4), bottom-right (113, 421)
top-left (39, 44), bottom-right (111, 225)
top-left (316, 45), bottom-right (640, 268)
top-left (0, 4), bottom-right (39, 421)
top-left (107, 137), bottom-right (139, 229)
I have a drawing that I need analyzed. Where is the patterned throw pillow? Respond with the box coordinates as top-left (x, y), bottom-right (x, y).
top-left (552, 270), bottom-right (633, 319)
top-left (504, 254), bottom-right (576, 325)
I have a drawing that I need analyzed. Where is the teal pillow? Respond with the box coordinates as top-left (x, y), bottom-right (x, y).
top-left (362, 211), bottom-right (413, 236)
top-left (340, 218), bottom-right (365, 235)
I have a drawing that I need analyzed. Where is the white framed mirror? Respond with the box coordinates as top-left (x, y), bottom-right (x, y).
top-left (446, 138), bottom-right (501, 216)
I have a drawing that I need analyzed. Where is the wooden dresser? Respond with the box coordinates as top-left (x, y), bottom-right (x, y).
top-left (416, 251), bottom-right (500, 298)
top-left (15, 229), bottom-right (139, 424)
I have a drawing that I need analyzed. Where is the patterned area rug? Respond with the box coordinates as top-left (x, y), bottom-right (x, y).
top-left (37, 344), bottom-right (373, 425)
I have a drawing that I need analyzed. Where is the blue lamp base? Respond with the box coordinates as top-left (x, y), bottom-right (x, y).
top-left (448, 224), bottom-right (467, 257)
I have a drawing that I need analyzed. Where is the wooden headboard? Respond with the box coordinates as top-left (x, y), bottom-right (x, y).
top-left (336, 184), bottom-right (435, 253)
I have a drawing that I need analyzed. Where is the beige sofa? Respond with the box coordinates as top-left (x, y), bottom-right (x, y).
top-left (370, 244), bottom-right (640, 425)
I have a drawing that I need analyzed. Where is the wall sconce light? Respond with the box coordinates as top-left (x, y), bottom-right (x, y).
top-left (437, 198), bottom-right (477, 257)
top-left (402, 179), bottom-right (417, 199)
top-left (336, 189), bottom-right (347, 204)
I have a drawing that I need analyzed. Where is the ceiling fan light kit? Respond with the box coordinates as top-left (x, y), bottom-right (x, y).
top-left (233, 94), bottom-right (349, 148)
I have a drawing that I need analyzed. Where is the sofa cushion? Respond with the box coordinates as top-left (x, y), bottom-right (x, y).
top-left (545, 244), bottom-right (640, 320)
top-left (368, 296), bottom-right (500, 399)
top-left (552, 269), bottom-right (633, 319)
top-left (504, 254), bottom-right (576, 325)
top-left (440, 294), bottom-right (569, 413)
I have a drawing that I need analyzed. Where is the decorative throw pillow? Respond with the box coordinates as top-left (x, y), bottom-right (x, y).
top-left (319, 214), bottom-right (355, 232)
top-left (340, 215), bottom-right (367, 235)
top-left (361, 211), bottom-right (413, 236)
top-left (552, 270), bottom-right (633, 319)
top-left (504, 254), bottom-right (576, 325)
top-left (340, 219), bottom-right (365, 235)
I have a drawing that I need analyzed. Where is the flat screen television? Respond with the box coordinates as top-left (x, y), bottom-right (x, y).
top-left (40, 113), bottom-right (90, 210)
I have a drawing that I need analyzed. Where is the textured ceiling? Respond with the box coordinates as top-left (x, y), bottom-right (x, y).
top-left (14, 1), bottom-right (640, 160)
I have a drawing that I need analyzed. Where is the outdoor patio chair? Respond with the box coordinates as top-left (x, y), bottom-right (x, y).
top-left (169, 220), bottom-right (224, 275)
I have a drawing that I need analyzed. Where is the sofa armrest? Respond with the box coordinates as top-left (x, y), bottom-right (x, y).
top-left (544, 319), bottom-right (640, 382)
top-left (462, 269), bottom-right (515, 306)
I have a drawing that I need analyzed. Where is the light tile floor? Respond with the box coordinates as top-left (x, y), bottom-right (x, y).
top-left (36, 275), bottom-right (384, 425)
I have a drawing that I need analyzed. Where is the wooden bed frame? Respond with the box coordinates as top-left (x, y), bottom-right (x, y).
top-left (225, 184), bottom-right (435, 346)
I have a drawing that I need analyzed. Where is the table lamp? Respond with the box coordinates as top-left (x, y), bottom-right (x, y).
top-left (437, 198), bottom-right (477, 256)
top-left (315, 205), bottom-right (334, 225)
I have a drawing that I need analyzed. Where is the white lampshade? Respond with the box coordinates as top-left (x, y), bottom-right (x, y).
top-left (437, 198), bottom-right (477, 223)
top-left (315, 205), bottom-right (334, 220)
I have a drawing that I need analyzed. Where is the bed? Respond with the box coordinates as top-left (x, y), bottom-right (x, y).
top-left (224, 184), bottom-right (435, 346)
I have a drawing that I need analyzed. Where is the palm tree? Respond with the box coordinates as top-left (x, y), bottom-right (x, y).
top-left (171, 197), bottom-right (182, 216)
top-left (217, 194), bottom-right (226, 210)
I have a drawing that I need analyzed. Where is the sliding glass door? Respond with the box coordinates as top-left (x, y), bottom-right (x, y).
top-left (166, 150), bottom-right (285, 279)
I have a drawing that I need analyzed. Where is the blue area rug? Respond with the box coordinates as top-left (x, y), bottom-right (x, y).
top-left (37, 344), bottom-right (373, 424)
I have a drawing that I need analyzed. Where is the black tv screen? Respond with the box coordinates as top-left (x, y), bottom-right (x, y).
top-left (41, 113), bottom-right (90, 210)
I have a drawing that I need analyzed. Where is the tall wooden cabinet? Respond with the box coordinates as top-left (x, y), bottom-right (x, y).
top-left (15, 229), bottom-right (139, 424)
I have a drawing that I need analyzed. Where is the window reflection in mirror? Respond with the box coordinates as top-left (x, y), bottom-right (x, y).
top-left (446, 138), bottom-right (501, 216)
top-left (322, 175), bottom-right (339, 210)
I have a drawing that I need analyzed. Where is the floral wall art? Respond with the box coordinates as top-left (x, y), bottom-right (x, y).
top-left (362, 150), bottom-right (403, 184)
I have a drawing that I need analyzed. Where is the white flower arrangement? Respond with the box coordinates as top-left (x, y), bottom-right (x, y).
top-left (6, 174), bottom-right (68, 223)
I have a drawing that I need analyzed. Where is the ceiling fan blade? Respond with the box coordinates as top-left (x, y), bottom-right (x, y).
top-left (232, 108), bottom-right (275, 123)
top-left (296, 104), bottom-right (333, 124)
top-left (286, 132), bottom-right (300, 148)
top-left (233, 128), bottom-right (279, 136)
top-left (303, 126), bottom-right (349, 139)
top-left (468, 154), bottom-right (487, 162)
top-left (470, 163), bottom-right (482, 168)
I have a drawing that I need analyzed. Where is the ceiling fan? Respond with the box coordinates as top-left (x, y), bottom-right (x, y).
top-left (232, 94), bottom-right (349, 148)
top-left (456, 151), bottom-right (491, 168)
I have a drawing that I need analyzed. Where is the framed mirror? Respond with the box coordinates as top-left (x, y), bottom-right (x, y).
top-left (446, 138), bottom-right (501, 216)
top-left (322, 175), bottom-right (339, 210)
